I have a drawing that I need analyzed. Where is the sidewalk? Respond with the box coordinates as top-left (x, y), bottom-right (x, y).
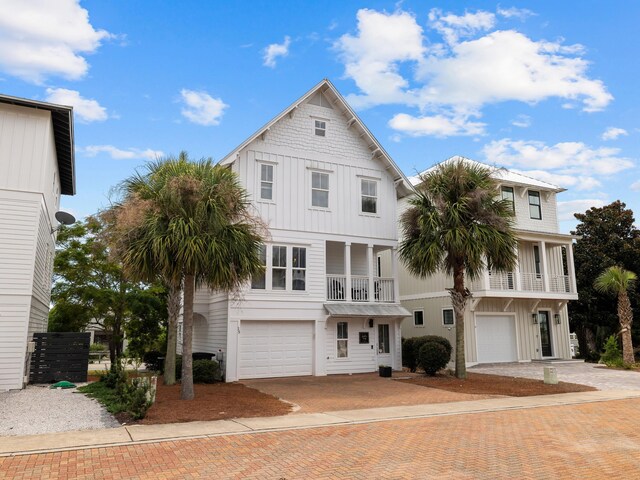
top-left (2, 389), bottom-right (639, 457)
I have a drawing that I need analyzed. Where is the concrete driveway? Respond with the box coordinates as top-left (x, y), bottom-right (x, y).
top-left (470, 361), bottom-right (640, 390)
top-left (242, 373), bottom-right (495, 412)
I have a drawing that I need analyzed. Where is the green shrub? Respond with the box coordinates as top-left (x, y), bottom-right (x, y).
top-left (123, 378), bottom-right (153, 419)
top-left (142, 350), bottom-right (164, 372)
top-left (418, 342), bottom-right (449, 376)
top-left (600, 335), bottom-right (623, 367)
top-left (192, 359), bottom-right (221, 383)
top-left (402, 337), bottom-right (418, 372)
top-left (410, 335), bottom-right (452, 370)
top-left (101, 360), bottom-right (127, 389)
top-left (422, 336), bottom-right (452, 360)
top-left (90, 342), bottom-right (107, 352)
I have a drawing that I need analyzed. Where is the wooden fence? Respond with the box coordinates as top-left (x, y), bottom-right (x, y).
top-left (30, 332), bottom-right (90, 384)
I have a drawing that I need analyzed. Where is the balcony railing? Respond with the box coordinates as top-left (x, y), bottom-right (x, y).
top-left (326, 275), bottom-right (395, 303)
top-left (549, 274), bottom-right (570, 293)
top-left (473, 270), bottom-right (573, 294)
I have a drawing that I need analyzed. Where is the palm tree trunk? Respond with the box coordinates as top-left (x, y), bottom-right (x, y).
top-left (618, 291), bottom-right (635, 365)
top-left (163, 282), bottom-right (181, 385)
top-left (451, 265), bottom-right (469, 379)
top-left (181, 274), bottom-right (195, 400)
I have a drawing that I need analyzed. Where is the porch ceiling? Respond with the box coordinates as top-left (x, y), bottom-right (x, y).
top-left (324, 303), bottom-right (410, 318)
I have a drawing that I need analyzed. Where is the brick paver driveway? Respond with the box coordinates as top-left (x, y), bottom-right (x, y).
top-left (2, 398), bottom-right (640, 479)
top-left (242, 373), bottom-right (494, 412)
top-left (470, 361), bottom-right (640, 390)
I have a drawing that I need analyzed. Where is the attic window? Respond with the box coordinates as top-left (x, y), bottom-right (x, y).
top-left (315, 120), bottom-right (326, 137)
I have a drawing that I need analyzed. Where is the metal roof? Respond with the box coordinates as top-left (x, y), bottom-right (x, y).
top-left (325, 303), bottom-right (411, 318)
top-left (0, 94), bottom-right (75, 195)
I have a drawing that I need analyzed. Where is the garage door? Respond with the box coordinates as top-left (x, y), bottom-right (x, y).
top-left (476, 315), bottom-right (518, 363)
top-left (238, 321), bottom-right (313, 379)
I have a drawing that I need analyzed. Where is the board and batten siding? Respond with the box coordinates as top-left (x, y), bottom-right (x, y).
top-left (325, 318), bottom-right (377, 374)
top-left (510, 188), bottom-right (559, 233)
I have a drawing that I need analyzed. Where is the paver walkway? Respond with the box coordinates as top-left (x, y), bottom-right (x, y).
top-left (2, 396), bottom-right (640, 479)
top-left (243, 373), bottom-right (495, 412)
top-left (471, 361), bottom-right (640, 390)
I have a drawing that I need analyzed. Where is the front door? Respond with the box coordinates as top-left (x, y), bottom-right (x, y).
top-left (539, 311), bottom-right (553, 357)
top-left (376, 323), bottom-right (392, 367)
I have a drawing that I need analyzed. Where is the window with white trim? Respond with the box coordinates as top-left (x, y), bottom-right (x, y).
top-left (442, 308), bottom-right (455, 326)
top-left (251, 244), bottom-right (267, 289)
top-left (260, 164), bottom-right (274, 201)
top-left (361, 179), bottom-right (377, 214)
top-left (272, 246), bottom-right (286, 290)
top-left (292, 247), bottom-right (306, 291)
top-left (314, 120), bottom-right (326, 137)
top-left (337, 322), bottom-right (348, 358)
top-left (414, 310), bottom-right (424, 327)
top-left (501, 186), bottom-right (515, 213)
top-left (528, 191), bottom-right (542, 220)
top-left (311, 172), bottom-right (329, 208)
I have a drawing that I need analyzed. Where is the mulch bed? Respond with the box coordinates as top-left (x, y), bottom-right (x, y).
top-left (397, 372), bottom-right (597, 397)
top-left (138, 380), bottom-right (292, 425)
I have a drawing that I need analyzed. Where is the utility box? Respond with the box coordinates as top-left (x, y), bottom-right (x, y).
top-left (544, 366), bottom-right (558, 385)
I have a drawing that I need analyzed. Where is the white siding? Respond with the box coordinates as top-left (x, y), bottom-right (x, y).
top-left (325, 318), bottom-right (377, 374)
top-left (192, 292), bottom-right (229, 355)
top-left (511, 187), bottom-right (559, 233)
top-left (0, 297), bottom-right (30, 390)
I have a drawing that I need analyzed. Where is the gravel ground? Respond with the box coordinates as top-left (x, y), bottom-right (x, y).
top-left (0, 384), bottom-right (120, 436)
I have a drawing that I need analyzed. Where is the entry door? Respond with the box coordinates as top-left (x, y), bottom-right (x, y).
top-left (376, 323), bottom-right (392, 367)
top-left (538, 311), bottom-right (553, 357)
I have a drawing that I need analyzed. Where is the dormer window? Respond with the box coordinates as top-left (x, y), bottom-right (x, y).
top-left (314, 120), bottom-right (326, 137)
top-left (501, 186), bottom-right (515, 213)
top-left (528, 191), bottom-right (542, 220)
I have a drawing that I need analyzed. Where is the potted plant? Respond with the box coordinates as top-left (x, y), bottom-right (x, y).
top-left (379, 365), bottom-right (392, 377)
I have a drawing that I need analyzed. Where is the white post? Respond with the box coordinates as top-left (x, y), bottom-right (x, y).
top-left (513, 244), bottom-right (521, 291)
top-left (391, 247), bottom-right (399, 303)
top-left (566, 241), bottom-right (577, 293)
top-left (367, 244), bottom-right (374, 303)
top-left (483, 265), bottom-right (491, 291)
top-left (539, 240), bottom-right (549, 292)
top-left (345, 242), bottom-right (352, 302)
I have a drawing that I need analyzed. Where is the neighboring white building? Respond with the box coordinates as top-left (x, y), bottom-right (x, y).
top-left (190, 79), bottom-right (412, 381)
top-left (0, 94), bottom-right (75, 390)
top-left (399, 157), bottom-right (578, 364)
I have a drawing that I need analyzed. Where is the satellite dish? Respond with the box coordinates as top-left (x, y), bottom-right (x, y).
top-left (55, 211), bottom-right (76, 226)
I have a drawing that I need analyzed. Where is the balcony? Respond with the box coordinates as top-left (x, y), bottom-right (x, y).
top-left (326, 275), bottom-right (396, 303)
top-left (481, 271), bottom-right (573, 294)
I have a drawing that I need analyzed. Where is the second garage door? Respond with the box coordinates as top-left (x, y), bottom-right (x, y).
top-left (476, 315), bottom-right (518, 363)
top-left (238, 321), bottom-right (313, 379)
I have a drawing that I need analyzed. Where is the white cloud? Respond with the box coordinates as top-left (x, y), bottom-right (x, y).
top-left (428, 8), bottom-right (496, 45)
top-left (557, 199), bottom-right (606, 221)
top-left (389, 112), bottom-right (485, 137)
top-left (179, 89), bottom-right (227, 126)
top-left (601, 127), bottom-right (628, 141)
top-left (263, 36), bottom-right (291, 68)
top-left (44, 88), bottom-right (107, 122)
top-left (511, 114), bottom-right (531, 128)
top-left (511, 169), bottom-right (601, 191)
top-left (0, 0), bottom-right (112, 83)
top-left (496, 7), bottom-right (536, 20)
top-left (631, 180), bottom-right (640, 192)
top-left (81, 145), bottom-right (163, 160)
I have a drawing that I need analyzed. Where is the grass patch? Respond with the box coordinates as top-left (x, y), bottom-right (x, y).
top-left (78, 382), bottom-right (127, 415)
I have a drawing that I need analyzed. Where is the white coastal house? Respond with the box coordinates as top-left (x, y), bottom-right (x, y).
top-left (399, 157), bottom-right (578, 364)
top-left (0, 94), bottom-right (75, 390)
top-left (189, 79), bottom-right (412, 381)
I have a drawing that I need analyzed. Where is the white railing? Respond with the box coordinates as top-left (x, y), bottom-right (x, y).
top-left (488, 271), bottom-right (515, 290)
top-left (549, 274), bottom-right (570, 293)
top-left (375, 278), bottom-right (395, 303)
top-left (351, 276), bottom-right (369, 302)
top-left (520, 272), bottom-right (544, 292)
top-left (326, 275), bottom-right (346, 301)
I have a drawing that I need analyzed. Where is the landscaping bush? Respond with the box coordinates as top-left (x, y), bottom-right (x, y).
top-left (90, 342), bottom-right (107, 352)
top-left (418, 342), bottom-right (449, 376)
top-left (409, 335), bottom-right (452, 370)
top-left (402, 337), bottom-right (418, 372)
top-left (142, 350), bottom-right (164, 372)
top-left (192, 359), bottom-right (221, 383)
top-left (422, 335), bottom-right (452, 360)
top-left (600, 335), bottom-right (623, 367)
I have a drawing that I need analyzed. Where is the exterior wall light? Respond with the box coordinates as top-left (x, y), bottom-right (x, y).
top-left (554, 313), bottom-right (561, 324)
top-left (532, 313), bottom-right (538, 324)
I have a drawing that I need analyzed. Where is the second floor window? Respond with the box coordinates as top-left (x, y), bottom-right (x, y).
top-left (251, 244), bottom-right (267, 289)
top-left (311, 172), bottom-right (329, 208)
top-left (251, 245), bottom-right (307, 292)
top-left (292, 247), bottom-right (306, 291)
top-left (260, 164), bottom-right (274, 201)
top-left (361, 179), bottom-right (377, 214)
top-left (528, 191), bottom-right (542, 220)
top-left (501, 186), bottom-right (515, 213)
top-left (272, 246), bottom-right (287, 290)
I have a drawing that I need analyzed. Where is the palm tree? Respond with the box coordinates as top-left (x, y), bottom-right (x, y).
top-left (594, 266), bottom-right (637, 365)
top-left (399, 159), bottom-right (517, 379)
top-left (114, 153), bottom-right (265, 399)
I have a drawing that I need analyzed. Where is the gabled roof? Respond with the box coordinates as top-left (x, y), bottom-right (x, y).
top-left (410, 155), bottom-right (565, 193)
top-left (219, 79), bottom-right (412, 197)
top-left (0, 94), bottom-right (75, 196)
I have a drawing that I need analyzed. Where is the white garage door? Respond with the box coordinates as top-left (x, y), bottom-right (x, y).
top-left (476, 315), bottom-right (518, 363)
top-left (238, 321), bottom-right (313, 379)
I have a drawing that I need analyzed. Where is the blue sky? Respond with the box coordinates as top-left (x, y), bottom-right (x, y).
top-left (1, 1), bottom-right (638, 233)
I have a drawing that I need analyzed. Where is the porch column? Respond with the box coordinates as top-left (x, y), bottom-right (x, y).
top-left (483, 262), bottom-right (491, 290)
top-left (513, 244), bottom-right (521, 291)
top-left (367, 244), bottom-right (374, 303)
top-left (345, 242), bottom-right (352, 302)
top-left (391, 247), bottom-right (400, 302)
top-left (539, 240), bottom-right (549, 292)
top-left (566, 241), bottom-right (577, 293)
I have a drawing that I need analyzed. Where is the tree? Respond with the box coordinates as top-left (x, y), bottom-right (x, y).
top-left (594, 266), bottom-right (637, 364)
top-left (115, 153), bottom-right (265, 399)
top-left (570, 201), bottom-right (640, 359)
top-left (50, 217), bottom-right (166, 363)
top-left (399, 159), bottom-right (517, 379)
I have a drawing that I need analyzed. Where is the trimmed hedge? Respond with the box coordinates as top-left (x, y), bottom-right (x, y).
top-left (403, 335), bottom-right (452, 372)
top-left (175, 356), bottom-right (222, 383)
top-left (418, 342), bottom-right (449, 376)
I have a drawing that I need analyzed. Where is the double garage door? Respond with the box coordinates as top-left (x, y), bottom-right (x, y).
top-left (238, 321), bottom-right (313, 379)
top-left (476, 315), bottom-right (518, 363)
